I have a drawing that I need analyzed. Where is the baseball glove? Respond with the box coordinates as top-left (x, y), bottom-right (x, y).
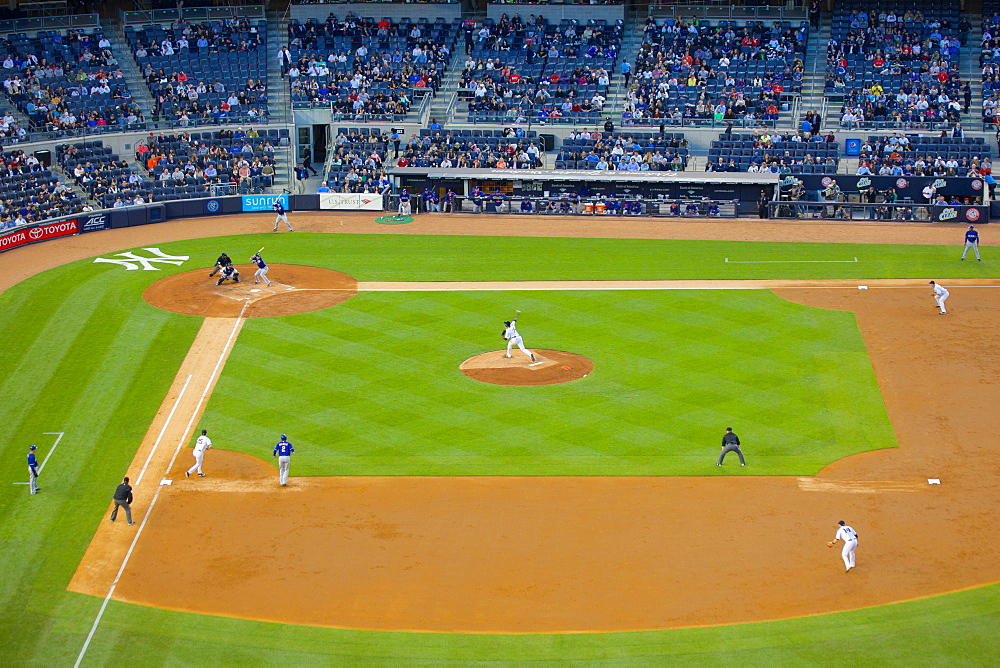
top-left (827, 542), bottom-right (834, 548)
top-left (501, 330), bottom-right (507, 339)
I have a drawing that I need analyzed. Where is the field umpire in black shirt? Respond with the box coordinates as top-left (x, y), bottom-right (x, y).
top-left (716, 427), bottom-right (746, 466)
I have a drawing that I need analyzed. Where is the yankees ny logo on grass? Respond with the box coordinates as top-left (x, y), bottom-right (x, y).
top-left (94, 247), bottom-right (189, 271)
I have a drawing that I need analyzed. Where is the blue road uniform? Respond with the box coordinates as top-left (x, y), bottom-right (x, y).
top-left (273, 437), bottom-right (294, 486)
top-left (444, 189), bottom-right (457, 212)
top-left (27, 447), bottom-right (39, 494)
top-left (398, 189), bottom-right (412, 215)
top-left (962, 225), bottom-right (981, 260)
top-left (273, 199), bottom-right (293, 231)
top-left (520, 199), bottom-right (533, 213)
top-left (251, 252), bottom-right (271, 285)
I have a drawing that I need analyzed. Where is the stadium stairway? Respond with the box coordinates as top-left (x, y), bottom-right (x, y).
top-left (426, 45), bottom-right (471, 126)
top-left (100, 15), bottom-right (156, 121)
top-left (799, 12), bottom-right (829, 124)
top-left (960, 13), bottom-right (983, 130)
top-left (266, 9), bottom-right (293, 125)
top-left (606, 8), bottom-right (647, 120)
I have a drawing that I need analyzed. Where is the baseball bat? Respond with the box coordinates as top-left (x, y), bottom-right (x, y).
top-left (256, 247), bottom-right (265, 254)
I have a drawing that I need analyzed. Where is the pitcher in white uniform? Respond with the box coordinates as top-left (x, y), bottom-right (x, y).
top-left (503, 318), bottom-right (535, 362)
top-left (832, 520), bottom-right (859, 572)
top-left (186, 429), bottom-right (212, 477)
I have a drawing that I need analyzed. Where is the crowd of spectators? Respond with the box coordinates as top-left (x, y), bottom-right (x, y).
top-left (286, 14), bottom-right (457, 117)
top-left (825, 5), bottom-right (967, 129)
top-left (0, 29), bottom-right (143, 134)
top-left (126, 18), bottom-right (270, 125)
top-left (0, 148), bottom-right (84, 228)
top-left (57, 140), bottom-right (149, 208)
top-left (853, 131), bottom-right (993, 177)
top-left (461, 14), bottom-right (621, 123)
top-left (325, 127), bottom-right (391, 193)
top-left (0, 106), bottom-right (28, 142)
top-left (556, 128), bottom-right (688, 170)
top-left (395, 126), bottom-right (545, 168)
top-left (623, 17), bottom-right (806, 125)
top-left (707, 128), bottom-right (838, 173)
top-left (981, 6), bottom-right (1000, 127)
top-left (136, 128), bottom-right (281, 201)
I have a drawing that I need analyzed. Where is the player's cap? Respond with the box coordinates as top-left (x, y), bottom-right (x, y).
top-left (838, 520), bottom-right (846, 526)
top-left (201, 429), bottom-right (207, 435)
top-left (504, 321), bottom-right (512, 326)
top-left (726, 427), bottom-right (733, 431)
top-left (969, 225), bottom-right (975, 229)
top-left (29, 445), bottom-right (37, 450)
top-left (281, 434), bottom-right (287, 440)
top-left (929, 280), bottom-right (936, 285)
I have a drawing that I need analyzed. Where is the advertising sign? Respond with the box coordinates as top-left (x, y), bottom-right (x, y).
top-left (241, 193), bottom-right (289, 212)
top-left (0, 218), bottom-right (79, 252)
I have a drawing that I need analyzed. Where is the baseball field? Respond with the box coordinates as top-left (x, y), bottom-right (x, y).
top-left (2, 212), bottom-right (1000, 664)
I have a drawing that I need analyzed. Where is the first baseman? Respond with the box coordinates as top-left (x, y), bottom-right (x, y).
top-left (929, 280), bottom-right (949, 314)
top-left (27, 444), bottom-right (40, 494)
top-left (273, 434), bottom-right (294, 486)
top-left (502, 313), bottom-right (535, 361)
top-left (186, 429), bottom-right (212, 478)
top-left (716, 427), bottom-right (745, 466)
top-left (961, 225), bottom-right (981, 261)
top-left (273, 198), bottom-right (293, 232)
top-left (251, 251), bottom-right (271, 286)
top-left (828, 520), bottom-right (859, 572)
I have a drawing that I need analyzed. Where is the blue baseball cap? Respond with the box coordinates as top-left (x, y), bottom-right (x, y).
top-left (29, 445), bottom-right (37, 450)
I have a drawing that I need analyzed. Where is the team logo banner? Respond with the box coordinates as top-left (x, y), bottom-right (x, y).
top-left (79, 212), bottom-right (111, 233)
top-left (242, 194), bottom-right (289, 212)
top-left (319, 193), bottom-right (382, 211)
top-left (0, 218), bottom-right (79, 252)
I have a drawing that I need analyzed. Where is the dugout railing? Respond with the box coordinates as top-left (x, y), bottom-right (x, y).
top-left (768, 201), bottom-right (989, 225)
top-left (385, 194), bottom-right (741, 217)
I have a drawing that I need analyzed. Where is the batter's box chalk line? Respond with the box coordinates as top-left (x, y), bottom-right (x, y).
top-left (724, 257), bottom-right (859, 264)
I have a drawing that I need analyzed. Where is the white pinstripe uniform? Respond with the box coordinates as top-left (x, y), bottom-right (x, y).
top-left (835, 522), bottom-right (859, 571)
top-left (503, 319), bottom-right (535, 361)
top-left (186, 430), bottom-right (212, 477)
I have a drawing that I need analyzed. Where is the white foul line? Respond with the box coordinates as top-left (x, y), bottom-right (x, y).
top-left (725, 257), bottom-right (859, 264)
top-left (75, 300), bottom-right (249, 667)
top-left (135, 375), bottom-right (192, 487)
top-left (14, 431), bottom-right (63, 485)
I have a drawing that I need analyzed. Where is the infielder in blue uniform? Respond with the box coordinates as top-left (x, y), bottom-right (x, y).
top-left (251, 251), bottom-right (271, 285)
top-left (961, 225), bottom-right (981, 260)
top-left (273, 434), bottom-right (294, 486)
top-left (27, 444), bottom-right (40, 494)
top-left (273, 199), bottom-right (293, 232)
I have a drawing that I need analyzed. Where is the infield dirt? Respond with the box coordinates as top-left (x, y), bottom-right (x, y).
top-left (4, 212), bottom-right (998, 633)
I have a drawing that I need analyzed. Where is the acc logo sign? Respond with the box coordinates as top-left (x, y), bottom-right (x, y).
top-left (896, 178), bottom-right (909, 189)
top-left (206, 199), bottom-right (221, 212)
top-left (972, 180), bottom-right (983, 190)
top-left (81, 214), bottom-right (108, 232)
top-left (820, 176), bottom-right (834, 187)
top-left (966, 208), bottom-right (981, 221)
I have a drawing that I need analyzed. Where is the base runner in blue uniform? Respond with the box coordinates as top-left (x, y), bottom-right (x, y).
top-left (273, 434), bottom-right (294, 486)
top-left (961, 225), bottom-right (981, 261)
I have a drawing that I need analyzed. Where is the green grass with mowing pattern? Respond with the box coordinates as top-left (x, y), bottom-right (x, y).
top-left (0, 231), bottom-right (994, 664)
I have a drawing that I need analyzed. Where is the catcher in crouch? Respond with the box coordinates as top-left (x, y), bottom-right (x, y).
top-left (502, 312), bottom-right (535, 362)
top-left (216, 264), bottom-right (240, 285)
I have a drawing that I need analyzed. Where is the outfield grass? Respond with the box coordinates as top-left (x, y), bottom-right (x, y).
top-left (0, 232), bottom-right (995, 664)
top-left (208, 288), bottom-right (893, 475)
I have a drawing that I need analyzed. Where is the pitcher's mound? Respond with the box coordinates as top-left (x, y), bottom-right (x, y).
top-left (460, 350), bottom-right (594, 386)
top-left (144, 265), bottom-right (357, 318)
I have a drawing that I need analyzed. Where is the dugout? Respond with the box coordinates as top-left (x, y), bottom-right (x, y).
top-left (389, 167), bottom-right (781, 215)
